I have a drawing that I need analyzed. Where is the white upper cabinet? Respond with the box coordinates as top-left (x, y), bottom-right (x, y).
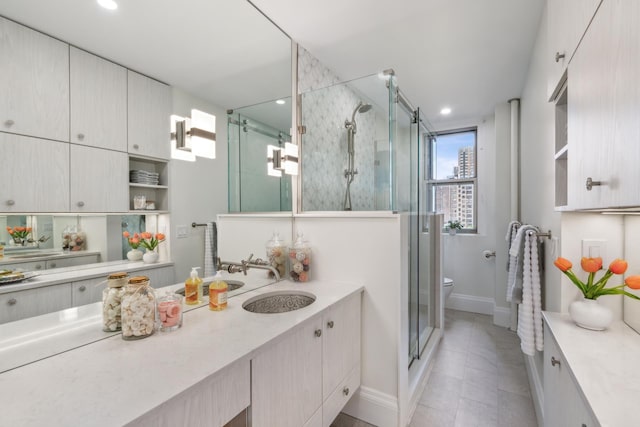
top-left (547, 0), bottom-right (601, 101)
top-left (127, 71), bottom-right (171, 160)
top-left (567, 0), bottom-right (640, 209)
top-left (0, 133), bottom-right (69, 212)
top-left (70, 47), bottom-right (127, 152)
top-left (0, 16), bottom-right (69, 142)
top-left (70, 144), bottom-right (128, 212)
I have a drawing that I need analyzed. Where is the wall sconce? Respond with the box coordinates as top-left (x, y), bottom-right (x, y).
top-left (267, 142), bottom-right (298, 177)
top-left (170, 109), bottom-right (216, 161)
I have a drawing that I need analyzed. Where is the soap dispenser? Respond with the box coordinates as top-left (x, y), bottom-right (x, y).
top-left (209, 270), bottom-right (228, 311)
top-left (185, 267), bottom-right (203, 305)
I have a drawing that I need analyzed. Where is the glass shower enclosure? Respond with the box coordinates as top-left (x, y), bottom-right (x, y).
top-left (300, 72), bottom-right (441, 365)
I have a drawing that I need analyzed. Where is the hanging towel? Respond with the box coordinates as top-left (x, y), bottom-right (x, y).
top-left (204, 221), bottom-right (217, 277)
top-left (517, 229), bottom-right (544, 356)
top-left (505, 220), bottom-right (521, 272)
top-left (507, 224), bottom-right (536, 303)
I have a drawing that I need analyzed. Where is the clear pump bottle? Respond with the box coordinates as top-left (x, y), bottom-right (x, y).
top-left (185, 267), bottom-right (203, 305)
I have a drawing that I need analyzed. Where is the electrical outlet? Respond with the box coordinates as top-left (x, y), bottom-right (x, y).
top-left (582, 239), bottom-right (606, 260)
top-left (177, 225), bottom-right (188, 239)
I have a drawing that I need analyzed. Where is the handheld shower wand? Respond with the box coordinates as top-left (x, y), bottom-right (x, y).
top-left (343, 102), bottom-right (372, 210)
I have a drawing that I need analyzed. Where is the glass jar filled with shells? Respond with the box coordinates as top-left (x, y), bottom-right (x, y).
top-left (102, 272), bottom-right (128, 332)
top-left (266, 232), bottom-right (287, 280)
top-left (121, 276), bottom-right (156, 340)
top-left (288, 233), bottom-right (311, 282)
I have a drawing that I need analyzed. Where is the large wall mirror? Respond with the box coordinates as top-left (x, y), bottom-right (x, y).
top-left (0, 0), bottom-right (292, 267)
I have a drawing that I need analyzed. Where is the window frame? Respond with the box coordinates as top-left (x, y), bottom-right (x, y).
top-left (423, 126), bottom-right (478, 234)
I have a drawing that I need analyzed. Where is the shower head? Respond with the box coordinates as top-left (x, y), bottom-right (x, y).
top-left (351, 101), bottom-right (372, 122)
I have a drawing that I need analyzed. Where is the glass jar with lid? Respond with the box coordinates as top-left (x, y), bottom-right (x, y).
top-left (121, 276), bottom-right (156, 340)
top-left (102, 272), bottom-right (128, 332)
top-left (288, 233), bottom-right (311, 282)
top-left (266, 232), bottom-right (287, 280)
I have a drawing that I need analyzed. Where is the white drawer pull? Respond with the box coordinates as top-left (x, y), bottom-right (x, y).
top-left (7, 298), bottom-right (17, 306)
top-left (343, 387), bottom-right (350, 396)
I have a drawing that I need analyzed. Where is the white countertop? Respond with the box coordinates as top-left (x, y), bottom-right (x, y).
top-left (0, 259), bottom-right (174, 294)
top-left (543, 312), bottom-right (640, 427)
top-left (0, 278), bottom-right (363, 426)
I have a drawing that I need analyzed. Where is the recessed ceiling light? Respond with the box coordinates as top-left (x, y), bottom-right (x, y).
top-left (276, 99), bottom-right (286, 105)
top-left (440, 107), bottom-right (452, 115)
top-left (97, 0), bottom-right (118, 10)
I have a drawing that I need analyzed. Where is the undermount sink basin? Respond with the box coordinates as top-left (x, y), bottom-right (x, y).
top-left (175, 280), bottom-right (244, 297)
top-left (9, 252), bottom-right (63, 259)
top-left (242, 290), bottom-right (316, 314)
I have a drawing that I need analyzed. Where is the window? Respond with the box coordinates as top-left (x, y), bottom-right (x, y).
top-left (424, 128), bottom-right (477, 233)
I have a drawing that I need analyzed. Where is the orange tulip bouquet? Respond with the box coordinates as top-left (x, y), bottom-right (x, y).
top-left (554, 257), bottom-right (640, 330)
top-left (554, 257), bottom-right (640, 300)
top-left (6, 226), bottom-right (32, 245)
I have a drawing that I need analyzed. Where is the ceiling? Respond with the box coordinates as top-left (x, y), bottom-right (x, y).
top-left (252, 0), bottom-right (545, 126)
top-left (0, 0), bottom-right (544, 128)
top-left (0, 0), bottom-right (292, 111)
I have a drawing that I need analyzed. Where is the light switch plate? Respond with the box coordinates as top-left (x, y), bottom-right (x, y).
top-left (177, 225), bottom-right (189, 239)
top-left (582, 239), bottom-right (606, 260)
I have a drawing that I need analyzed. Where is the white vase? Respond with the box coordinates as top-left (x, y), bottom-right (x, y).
top-left (143, 250), bottom-right (159, 264)
top-left (127, 249), bottom-right (143, 261)
top-left (569, 297), bottom-right (613, 331)
top-left (448, 229), bottom-right (456, 236)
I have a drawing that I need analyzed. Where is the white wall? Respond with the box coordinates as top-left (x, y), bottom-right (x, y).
top-left (169, 87), bottom-right (228, 280)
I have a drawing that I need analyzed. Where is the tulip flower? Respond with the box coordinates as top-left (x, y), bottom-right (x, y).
top-left (609, 259), bottom-right (628, 275)
top-left (554, 257), bottom-right (572, 272)
top-left (123, 231), bottom-right (130, 238)
top-left (625, 276), bottom-right (640, 290)
top-left (581, 257), bottom-right (602, 273)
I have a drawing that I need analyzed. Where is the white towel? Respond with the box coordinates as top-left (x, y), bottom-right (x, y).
top-left (204, 222), bottom-right (217, 277)
top-left (517, 230), bottom-right (544, 356)
top-left (507, 224), bottom-right (536, 303)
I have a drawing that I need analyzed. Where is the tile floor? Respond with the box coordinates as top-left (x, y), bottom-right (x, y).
top-left (332, 309), bottom-right (538, 427)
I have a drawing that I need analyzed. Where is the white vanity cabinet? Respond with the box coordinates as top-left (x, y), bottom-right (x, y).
top-left (131, 358), bottom-right (250, 427)
top-left (0, 284), bottom-right (72, 324)
top-left (252, 314), bottom-right (324, 427)
top-left (0, 16), bottom-right (69, 142)
top-left (70, 144), bottom-right (129, 212)
top-left (547, 0), bottom-right (601, 100)
top-left (252, 292), bottom-right (362, 427)
top-left (70, 47), bottom-right (127, 152)
top-left (0, 133), bottom-right (70, 212)
top-left (566, 0), bottom-right (640, 210)
top-left (128, 71), bottom-right (171, 160)
top-left (71, 276), bottom-right (104, 306)
top-left (543, 323), bottom-right (597, 427)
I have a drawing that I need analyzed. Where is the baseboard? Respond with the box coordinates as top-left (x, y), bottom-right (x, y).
top-left (445, 293), bottom-right (494, 315)
top-left (493, 306), bottom-right (511, 328)
top-left (524, 354), bottom-right (544, 427)
top-left (343, 385), bottom-right (398, 427)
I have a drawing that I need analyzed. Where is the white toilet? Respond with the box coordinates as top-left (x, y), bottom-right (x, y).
top-left (443, 277), bottom-right (454, 300)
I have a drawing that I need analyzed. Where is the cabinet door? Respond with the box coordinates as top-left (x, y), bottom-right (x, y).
top-left (71, 277), bottom-right (105, 307)
top-left (568, 0), bottom-right (640, 209)
top-left (70, 47), bottom-right (127, 152)
top-left (322, 292), bottom-right (362, 401)
top-left (48, 254), bottom-right (100, 270)
top-left (136, 265), bottom-right (176, 288)
top-left (128, 71), bottom-right (171, 160)
top-left (547, 0), bottom-right (601, 100)
top-left (70, 144), bottom-right (128, 212)
top-left (0, 260), bottom-right (46, 272)
top-left (0, 133), bottom-right (69, 212)
top-left (0, 283), bottom-right (72, 324)
top-left (252, 316), bottom-right (323, 427)
top-left (0, 17), bottom-right (69, 141)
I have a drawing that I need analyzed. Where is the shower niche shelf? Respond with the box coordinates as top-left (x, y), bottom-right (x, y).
top-left (554, 82), bottom-right (568, 210)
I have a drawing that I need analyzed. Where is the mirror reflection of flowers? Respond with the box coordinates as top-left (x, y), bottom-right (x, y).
top-left (122, 231), bottom-right (141, 249)
top-left (554, 257), bottom-right (640, 300)
top-left (7, 226), bottom-right (32, 242)
top-left (138, 232), bottom-right (165, 252)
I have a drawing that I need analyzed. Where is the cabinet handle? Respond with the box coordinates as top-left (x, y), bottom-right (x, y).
top-left (550, 356), bottom-right (561, 367)
top-left (49, 262), bottom-right (56, 268)
top-left (314, 329), bottom-right (322, 337)
top-left (555, 52), bottom-right (565, 63)
top-left (7, 298), bottom-right (17, 306)
top-left (4, 119), bottom-right (15, 127)
top-left (343, 387), bottom-right (350, 396)
top-left (585, 177), bottom-right (602, 191)
top-left (35, 264), bottom-right (42, 270)
top-left (6, 199), bottom-right (15, 206)
top-left (327, 320), bottom-right (334, 329)
top-left (77, 201), bottom-right (85, 207)
top-left (77, 133), bottom-right (85, 141)
top-left (79, 285), bottom-right (86, 292)
top-left (133, 144), bottom-right (140, 150)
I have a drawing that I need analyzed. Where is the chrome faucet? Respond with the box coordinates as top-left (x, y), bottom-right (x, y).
top-left (218, 253), bottom-right (281, 281)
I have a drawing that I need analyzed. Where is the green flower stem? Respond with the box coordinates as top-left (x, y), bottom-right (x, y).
top-left (563, 269), bottom-right (588, 295)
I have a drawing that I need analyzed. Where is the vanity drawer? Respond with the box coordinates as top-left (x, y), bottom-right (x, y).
top-left (323, 364), bottom-right (361, 427)
top-left (0, 284), bottom-right (72, 324)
